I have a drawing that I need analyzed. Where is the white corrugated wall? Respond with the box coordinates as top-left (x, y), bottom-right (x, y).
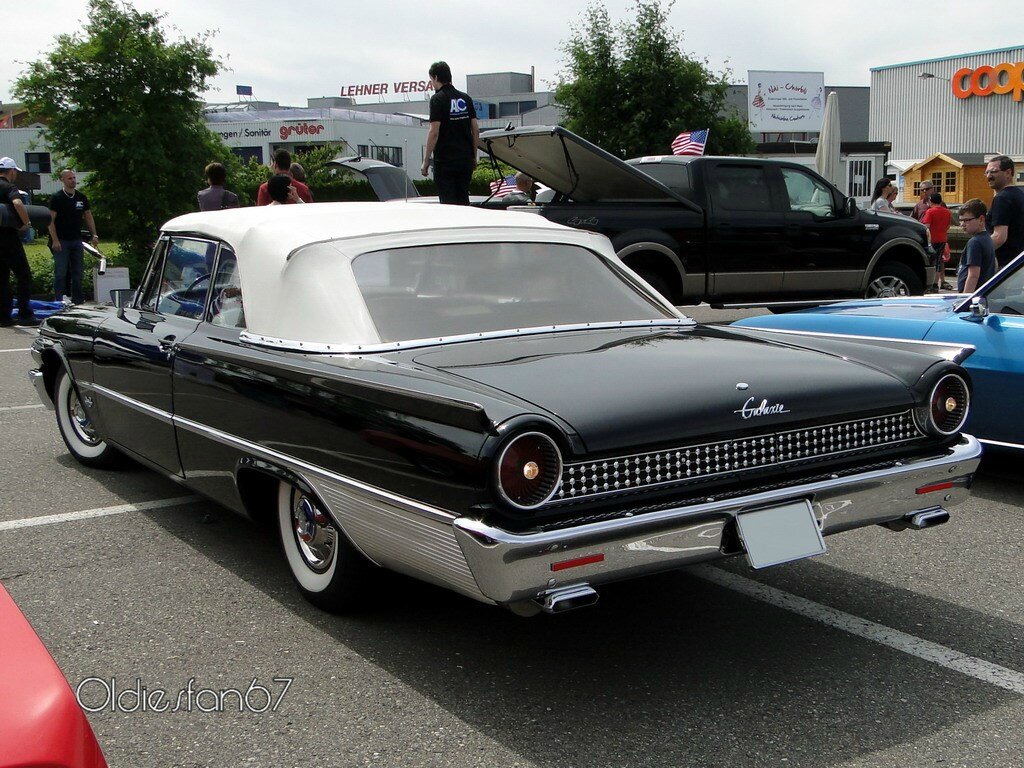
top-left (870, 46), bottom-right (1024, 161)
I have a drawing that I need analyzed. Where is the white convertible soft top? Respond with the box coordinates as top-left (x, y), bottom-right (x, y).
top-left (160, 202), bottom-right (647, 349)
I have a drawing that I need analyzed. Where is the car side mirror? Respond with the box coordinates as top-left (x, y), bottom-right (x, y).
top-left (110, 288), bottom-right (135, 308)
top-left (844, 197), bottom-right (857, 217)
top-left (969, 295), bottom-right (989, 320)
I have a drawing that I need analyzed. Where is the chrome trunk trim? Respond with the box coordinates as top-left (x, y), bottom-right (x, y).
top-left (557, 410), bottom-right (923, 502)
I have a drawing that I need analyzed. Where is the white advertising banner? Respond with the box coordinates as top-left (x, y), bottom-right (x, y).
top-left (747, 71), bottom-right (826, 133)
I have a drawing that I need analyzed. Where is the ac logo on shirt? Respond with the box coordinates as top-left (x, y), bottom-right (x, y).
top-left (450, 98), bottom-right (468, 117)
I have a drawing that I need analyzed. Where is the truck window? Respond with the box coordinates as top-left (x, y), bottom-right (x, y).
top-left (709, 165), bottom-right (773, 211)
top-left (781, 167), bottom-right (836, 218)
top-left (633, 162), bottom-right (692, 197)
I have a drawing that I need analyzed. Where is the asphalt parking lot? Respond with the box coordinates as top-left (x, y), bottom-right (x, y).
top-left (2, 309), bottom-right (1022, 768)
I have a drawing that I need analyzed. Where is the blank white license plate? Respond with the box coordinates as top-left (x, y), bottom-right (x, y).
top-left (736, 500), bottom-right (826, 569)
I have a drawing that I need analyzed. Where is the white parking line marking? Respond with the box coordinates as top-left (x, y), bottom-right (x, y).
top-left (0, 404), bottom-right (44, 413)
top-left (0, 348), bottom-right (31, 353)
top-left (0, 496), bottom-right (202, 532)
top-left (691, 564), bottom-right (1024, 696)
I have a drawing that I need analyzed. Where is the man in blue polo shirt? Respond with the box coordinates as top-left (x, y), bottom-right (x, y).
top-left (421, 61), bottom-right (479, 205)
top-left (47, 169), bottom-right (98, 304)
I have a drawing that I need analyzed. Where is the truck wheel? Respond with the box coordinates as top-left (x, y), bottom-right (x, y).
top-left (277, 480), bottom-right (374, 613)
top-left (54, 368), bottom-right (122, 469)
top-left (866, 262), bottom-right (923, 298)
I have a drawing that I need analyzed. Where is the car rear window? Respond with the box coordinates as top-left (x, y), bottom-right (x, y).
top-left (351, 242), bottom-right (674, 342)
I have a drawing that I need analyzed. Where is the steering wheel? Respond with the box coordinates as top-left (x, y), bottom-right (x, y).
top-left (181, 273), bottom-right (211, 298)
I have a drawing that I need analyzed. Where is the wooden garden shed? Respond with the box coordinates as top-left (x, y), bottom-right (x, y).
top-left (902, 153), bottom-right (991, 207)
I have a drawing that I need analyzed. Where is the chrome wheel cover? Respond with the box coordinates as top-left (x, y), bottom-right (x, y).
top-left (866, 275), bottom-right (911, 299)
top-left (290, 494), bottom-right (337, 573)
top-left (68, 387), bottom-right (101, 446)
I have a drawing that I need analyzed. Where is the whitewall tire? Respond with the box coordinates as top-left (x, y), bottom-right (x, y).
top-left (54, 368), bottom-right (121, 469)
top-left (276, 480), bottom-right (372, 613)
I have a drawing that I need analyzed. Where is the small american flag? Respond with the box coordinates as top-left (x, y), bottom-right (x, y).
top-left (671, 129), bottom-right (709, 156)
top-left (489, 175), bottom-right (517, 197)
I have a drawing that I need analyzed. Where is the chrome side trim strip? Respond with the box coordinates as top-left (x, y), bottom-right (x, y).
top-left (238, 318), bottom-right (694, 355)
top-left (171, 414), bottom-right (486, 601)
top-left (978, 438), bottom-right (1024, 451)
top-left (90, 383), bottom-right (173, 425)
top-left (734, 326), bottom-right (976, 365)
top-left (311, 477), bottom-right (485, 602)
top-left (171, 414), bottom-right (457, 525)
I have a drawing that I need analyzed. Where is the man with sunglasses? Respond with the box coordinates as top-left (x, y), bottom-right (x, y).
top-left (984, 155), bottom-right (1024, 266)
top-left (957, 199), bottom-right (997, 293)
top-left (912, 181), bottom-right (935, 221)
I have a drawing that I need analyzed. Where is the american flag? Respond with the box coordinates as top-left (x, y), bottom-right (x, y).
top-left (489, 174), bottom-right (517, 197)
top-left (671, 128), bottom-right (709, 156)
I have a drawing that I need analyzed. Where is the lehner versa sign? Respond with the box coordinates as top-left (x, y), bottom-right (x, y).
top-left (953, 62), bottom-right (1024, 101)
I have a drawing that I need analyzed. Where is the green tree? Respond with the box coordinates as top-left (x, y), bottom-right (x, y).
top-left (14, 0), bottom-right (226, 279)
top-left (555, 0), bottom-right (754, 158)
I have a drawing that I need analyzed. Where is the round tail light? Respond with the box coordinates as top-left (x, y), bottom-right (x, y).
top-left (927, 373), bottom-right (969, 435)
top-left (496, 432), bottom-right (562, 509)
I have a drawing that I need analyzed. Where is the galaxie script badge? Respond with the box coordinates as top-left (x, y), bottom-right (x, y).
top-left (735, 396), bottom-right (791, 419)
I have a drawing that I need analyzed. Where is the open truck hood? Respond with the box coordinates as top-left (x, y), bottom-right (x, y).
top-left (477, 125), bottom-right (700, 209)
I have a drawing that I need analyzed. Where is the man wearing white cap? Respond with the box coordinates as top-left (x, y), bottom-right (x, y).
top-left (0, 157), bottom-right (38, 327)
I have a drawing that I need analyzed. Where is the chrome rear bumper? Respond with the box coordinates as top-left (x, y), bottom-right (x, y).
top-left (452, 435), bottom-right (982, 605)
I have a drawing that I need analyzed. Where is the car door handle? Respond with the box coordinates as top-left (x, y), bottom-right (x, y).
top-left (158, 335), bottom-right (178, 352)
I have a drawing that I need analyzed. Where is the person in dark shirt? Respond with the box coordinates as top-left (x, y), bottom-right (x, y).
top-left (984, 155), bottom-right (1024, 264)
top-left (197, 162), bottom-right (240, 211)
top-left (421, 61), bottom-right (479, 205)
top-left (47, 169), bottom-right (98, 304)
top-left (957, 198), bottom-right (997, 293)
top-left (0, 157), bottom-right (38, 326)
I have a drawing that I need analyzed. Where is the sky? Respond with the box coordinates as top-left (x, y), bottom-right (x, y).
top-left (3, 0), bottom-right (1020, 107)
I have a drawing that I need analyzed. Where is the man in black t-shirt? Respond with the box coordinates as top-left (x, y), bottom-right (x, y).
top-left (0, 157), bottom-right (38, 327)
top-left (984, 155), bottom-right (1024, 265)
top-left (421, 61), bottom-right (479, 205)
top-left (47, 169), bottom-right (98, 304)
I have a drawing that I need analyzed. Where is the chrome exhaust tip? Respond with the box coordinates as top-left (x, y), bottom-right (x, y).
top-left (538, 584), bottom-right (599, 614)
top-left (882, 507), bottom-right (951, 532)
top-left (907, 508), bottom-right (950, 530)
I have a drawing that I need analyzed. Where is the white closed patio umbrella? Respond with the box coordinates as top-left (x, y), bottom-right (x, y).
top-left (815, 91), bottom-right (842, 188)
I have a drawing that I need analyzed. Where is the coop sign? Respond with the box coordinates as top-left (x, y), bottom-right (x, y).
top-left (952, 62), bottom-right (1024, 101)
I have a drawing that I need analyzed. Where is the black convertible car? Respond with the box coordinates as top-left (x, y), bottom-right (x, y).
top-left (29, 203), bottom-right (981, 615)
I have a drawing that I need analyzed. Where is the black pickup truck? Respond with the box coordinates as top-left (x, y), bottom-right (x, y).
top-left (475, 125), bottom-right (933, 305)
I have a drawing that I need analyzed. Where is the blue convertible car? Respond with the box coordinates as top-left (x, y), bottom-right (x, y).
top-left (734, 254), bottom-right (1024, 450)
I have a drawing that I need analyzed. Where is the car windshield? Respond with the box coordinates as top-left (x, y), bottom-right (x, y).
top-left (982, 258), bottom-right (1024, 315)
top-left (351, 242), bottom-right (675, 342)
